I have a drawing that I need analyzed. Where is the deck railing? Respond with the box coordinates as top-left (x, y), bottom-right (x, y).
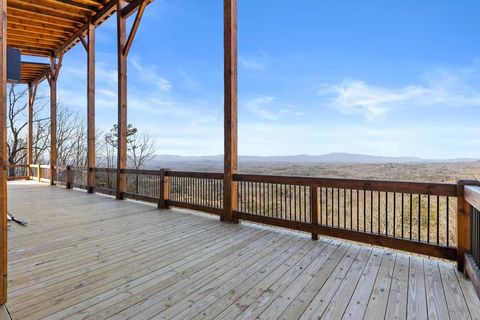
top-left (28, 164), bottom-right (51, 183)
top-left (94, 167), bottom-right (117, 195)
top-left (24, 166), bottom-right (480, 267)
top-left (6, 164), bottom-right (29, 180)
top-left (234, 174), bottom-right (458, 260)
top-left (464, 184), bottom-right (480, 297)
top-left (167, 171), bottom-right (224, 215)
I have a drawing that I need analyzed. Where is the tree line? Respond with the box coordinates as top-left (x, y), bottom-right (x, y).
top-left (7, 83), bottom-right (157, 170)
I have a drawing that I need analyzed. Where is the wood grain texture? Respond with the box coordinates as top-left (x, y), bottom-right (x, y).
top-left (4, 181), bottom-right (480, 319)
top-left (115, 0), bottom-right (127, 200)
top-left (86, 19), bottom-right (95, 194)
top-left (223, 0), bottom-right (238, 222)
top-left (0, 0), bottom-right (7, 304)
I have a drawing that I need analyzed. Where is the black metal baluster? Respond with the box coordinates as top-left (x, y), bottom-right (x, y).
top-left (337, 188), bottom-right (340, 227)
top-left (378, 191), bottom-right (381, 234)
top-left (320, 187), bottom-right (323, 225)
top-left (410, 193), bottom-right (413, 240)
top-left (371, 191), bottom-right (373, 233)
top-left (344, 189), bottom-right (347, 229)
top-left (436, 196), bottom-right (440, 245)
top-left (401, 193), bottom-right (404, 238)
top-left (446, 196), bottom-right (450, 246)
top-left (385, 192), bottom-right (388, 236)
top-left (418, 194), bottom-right (421, 242)
top-left (350, 190), bottom-right (353, 230)
top-left (393, 192), bottom-right (396, 237)
top-left (331, 188), bottom-right (334, 227)
top-left (357, 189), bottom-right (360, 231)
top-left (427, 195), bottom-right (431, 243)
top-left (304, 186), bottom-right (307, 223)
top-left (326, 188), bottom-right (329, 226)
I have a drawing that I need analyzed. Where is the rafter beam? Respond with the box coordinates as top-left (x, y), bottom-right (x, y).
top-left (121, 0), bottom-right (152, 19)
top-left (123, 0), bottom-right (146, 56)
top-left (54, 0), bottom-right (116, 55)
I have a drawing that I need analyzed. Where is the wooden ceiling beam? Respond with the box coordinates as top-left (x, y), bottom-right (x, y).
top-left (9, 39), bottom-right (60, 49)
top-left (7, 35), bottom-right (62, 46)
top-left (8, 28), bottom-right (69, 42)
top-left (123, 0), bottom-right (146, 56)
top-left (121, 0), bottom-right (152, 19)
top-left (9, 0), bottom-right (88, 22)
top-left (55, 0), bottom-right (117, 55)
top-left (8, 16), bottom-right (78, 33)
top-left (56, 0), bottom-right (101, 12)
top-left (7, 0), bottom-right (153, 58)
top-left (8, 8), bottom-right (82, 29)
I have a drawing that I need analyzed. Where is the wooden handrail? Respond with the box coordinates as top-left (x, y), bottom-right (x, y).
top-left (166, 171), bottom-right (224, 179)
top-left (234, 173), bottom-right (457, 197)
top-left (465, 186), bottom-right (480, 211)
top-left (94, 167), bottom-right (117, 173)
top-left (121, 168), bottom-right (162, 176)
top-left (6, 164), bottom-right (29, 168)
top-left (463, 184), bottom-right (480, 298)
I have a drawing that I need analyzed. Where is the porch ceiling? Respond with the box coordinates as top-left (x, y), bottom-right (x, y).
top-left (7, 0), bottom-right (151, 57)
top-left (19, 62), bottom-right (50, 84)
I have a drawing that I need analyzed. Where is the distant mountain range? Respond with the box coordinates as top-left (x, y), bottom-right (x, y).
top-left (148, 153), bottom-right (479, 165)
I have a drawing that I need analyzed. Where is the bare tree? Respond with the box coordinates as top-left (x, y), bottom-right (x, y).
top-left (102, 124), bottom-right (156, 169)
top-left (6, 84), bottom-right (50, 172)
top-left (56, 104), bottom-right (87, 166)
top-left (7, 84), bottom-right (28, 167)
top-left (128, 131), bottom-right (157, 170)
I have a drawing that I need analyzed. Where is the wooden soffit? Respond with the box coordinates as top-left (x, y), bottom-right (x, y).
top-left (7, 0), bottom-right (152, 58)
top-left (20, 61), bottom-right (50, 83)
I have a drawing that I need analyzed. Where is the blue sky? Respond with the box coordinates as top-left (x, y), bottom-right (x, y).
top-left (31, 0), bottom-right (480, 158)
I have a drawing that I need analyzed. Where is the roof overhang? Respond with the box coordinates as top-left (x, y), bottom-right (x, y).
top-left (7, 0), bottom-right (152, 58)
top-left (19, 62), bottom-right (50, 84)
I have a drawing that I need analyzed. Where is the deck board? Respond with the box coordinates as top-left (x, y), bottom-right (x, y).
top-left (5, 181), bottom-right (480, 319)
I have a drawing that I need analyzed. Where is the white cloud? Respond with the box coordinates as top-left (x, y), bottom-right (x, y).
top-left (239, 52), bottom-right (267, 71)
top-left (321, 66), bottom-right (480, 120)
top-left (322, 80), bottom-right (427, 120)
top-left (130, 56), bottom-right (172, 92)
top-left (244, 96), bottom-right (277, 120)
top-left (243, 96), bottom-right (302, 121)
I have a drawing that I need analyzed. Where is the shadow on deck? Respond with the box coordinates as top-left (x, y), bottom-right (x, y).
top-left (6, 181), bottom-right (480, 319)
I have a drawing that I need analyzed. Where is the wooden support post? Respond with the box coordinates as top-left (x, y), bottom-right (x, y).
top-left (87, 20), bottom-right (96, 194)
top-left (115, 0), bottom-right (147, 200)
top-left (311, 186), bottom-right (319, 240)
top-left (66, 165), bottom-right (72, 189)
top-left (49, 66), bottom-right (57, 186)
top-left (37, 164), bottom-right (41, 183)
top-left (27, 82), bottom-right (37, 179)
top-left (457, 180), bottom-right (470, 271)
top-left (47, 54), bottom-right (62, 186)
top-left (158, 169), bottom-right (170, 209)
top-left (116, 0), bottom-right (127, 200)
top-left (0, 0), bottom-right (7, 304)
top-left (223, 0), bottom-right (238, 223)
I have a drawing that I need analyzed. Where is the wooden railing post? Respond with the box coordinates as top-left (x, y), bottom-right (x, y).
top-left (311, 186), bottom-right (319, 240)
top-left (66, 166), bottom-right (72, 189)
top-left (158, 169), bottom-right (170, 209)
top-left (37, 164), bottom-right (41, 183)
top-left (457, 180), bottom-right (471, 271)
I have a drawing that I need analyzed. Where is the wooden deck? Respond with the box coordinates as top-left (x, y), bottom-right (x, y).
top-left (5, 181), bottom-right (480, 320)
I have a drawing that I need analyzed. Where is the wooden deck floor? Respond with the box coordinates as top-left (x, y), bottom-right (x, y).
top-left (5, 181), bottom-right (480, 319)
